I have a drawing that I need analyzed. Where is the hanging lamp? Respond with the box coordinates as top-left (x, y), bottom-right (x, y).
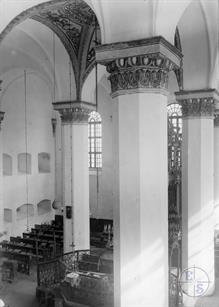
top-left (24, 70), bottom-right (29, 232)
top-left (51, 31), bottom-right (61, 211)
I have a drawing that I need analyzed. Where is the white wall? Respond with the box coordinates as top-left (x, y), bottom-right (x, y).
top-left (2, 72), bottom-right (55, 237)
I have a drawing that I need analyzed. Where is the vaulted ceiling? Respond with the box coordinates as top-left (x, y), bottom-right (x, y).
top-left (31, 0), bottom-right (101, 99)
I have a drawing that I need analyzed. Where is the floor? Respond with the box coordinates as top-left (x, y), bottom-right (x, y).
top-left (0, 249), bottom-right (219, 307)
top-left (0, 262), bottom-right (39, 307)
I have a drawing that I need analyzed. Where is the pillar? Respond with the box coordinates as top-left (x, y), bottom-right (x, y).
top-left (0, 111), bottom-right (5, 239)
top-left (176, 90), bottom-right (216, 304)
top-left (53, 101), bottom-right (94, 253)
top-left (214, 111), bottom-right (219, 230)
top-left (96, 37), bottom-right (182, 307)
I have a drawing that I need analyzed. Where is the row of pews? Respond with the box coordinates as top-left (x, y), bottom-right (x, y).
top-left (0, 215), bottom-right (63, 275)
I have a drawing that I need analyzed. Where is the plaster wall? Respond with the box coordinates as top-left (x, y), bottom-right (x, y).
top-left (1, 73), bottom-right (55, 237)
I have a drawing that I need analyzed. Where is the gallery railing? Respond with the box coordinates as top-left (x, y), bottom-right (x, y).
top-left (37, 249), bottom-right (90, 288)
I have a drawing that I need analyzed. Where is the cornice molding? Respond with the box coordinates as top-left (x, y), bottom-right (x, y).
top-left (95, 37), bottom-right (182, 97)
top-left (53, 100), bottom-right (95, 123)
top-left (175, 89), bottom-right (218, 118)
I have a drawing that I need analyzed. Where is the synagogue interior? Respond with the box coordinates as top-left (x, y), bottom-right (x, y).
top-left (0, 0), bottom-right (219, 307)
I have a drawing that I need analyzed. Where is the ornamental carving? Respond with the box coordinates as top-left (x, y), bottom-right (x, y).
top-left (106, 54), bottom-right (176, 96)
top-left (215, 114), bottom-right (219, 126)
top-left (180, 98), bottom-right (215, 118)
top-left (58, 107), bottom-right (90, 123)
top-left (0, 111), bottom-right (4, 130)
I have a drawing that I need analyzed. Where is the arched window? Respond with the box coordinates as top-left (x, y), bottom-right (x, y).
top-left (16, 204), bottom-right (34, 220)
top-left (4, 208), bottom-right (12, 223)
top-left (167, 103), bottom-right (182, 171)
top-left (3, 154), bottom-right (12, 176)
top-left (88, 111), bottom-right (102, 168)
top-left (38, 152), bottom-right (50, 173)
top-left (37, 199), bottom-right (51, 215)
top-left (18, 153), bottom-right (31, 174)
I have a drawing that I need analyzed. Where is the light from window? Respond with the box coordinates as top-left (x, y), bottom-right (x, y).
top-left (88, 111), bottom-right (102, 168)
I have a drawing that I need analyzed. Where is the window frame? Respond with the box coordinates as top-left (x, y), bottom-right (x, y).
top-left (88, 111), bottom-right (102, 169)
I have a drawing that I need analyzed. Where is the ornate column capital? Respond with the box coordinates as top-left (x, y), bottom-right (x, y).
top-left (53, 101), bottom-right (95, 124)
top-left (0, 111), bottom-right (5, 130)
top-left (175, 89), bottom-right (219, 118)
top-left (95, 36), bottom-right (182, 98)
top-left (214, 110), bottom-right (219, 127)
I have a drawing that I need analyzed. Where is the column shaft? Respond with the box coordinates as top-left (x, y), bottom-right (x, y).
top-left (113, 93), bottom-right (168, 307)
top-left (62, 122), bottom-right (89, 252)
top-left (214, 115), bottom-right (219, 229)
top-left (54, 101), bottom-right (93, 253)
top-left (176, 90), bottom-right (216, 305)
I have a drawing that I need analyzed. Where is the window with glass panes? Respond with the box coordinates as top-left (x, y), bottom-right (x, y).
top-left (167, 103), bottom-right (182, 170)
top-left (88, 111), bottom-right (102, 168)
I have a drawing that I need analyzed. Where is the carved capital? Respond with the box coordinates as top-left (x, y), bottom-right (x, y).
top-left (175, 89), bottom-right (218, 118)
top-left (106, 54), bottom-right (173, 96)
top-left (214, 110), bottom-right (219, 127)
top-left (215, 114), bottom-right (219, 127)
top-left (0, 111), bottom-right (5, 130)
top-left (95, 36), bottom-right (182, 97)
top-left (53, 101), bottom-right (95, 124)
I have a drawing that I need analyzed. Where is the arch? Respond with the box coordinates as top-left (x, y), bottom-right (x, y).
top-left (4, 208), bottom-right (12, 222)
top-left (38, 152), bottom-right (51, 173)
top-left (0, 1), bottom-right (102, 100)
top-left (16, 203), bottom-right (34, 220)
top-left (3, 153), bottom-right (12, 176)
top-left (177, 0), bottom-right (213, 89)
top-left (37, 199), bottom-right (51, 215)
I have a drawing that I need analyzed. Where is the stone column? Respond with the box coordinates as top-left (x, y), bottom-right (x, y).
top-left (53, 101), bottom-right (94, 253)
top-left (96, 37), bottom-right (182, 307)
top-left (176, 90), bottom-right (216, 303)
top-left (0, 111), bottom-right (5, 239)
top-left (214, 111), bottom-right (219, 230)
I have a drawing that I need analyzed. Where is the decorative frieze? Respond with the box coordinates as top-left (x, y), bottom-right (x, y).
top-left (53, 101), bottom-right (95, 124)
top-left (95, 36), bottom-right (182, 97)
top-left (175, 90), bottom-right (218, 118)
